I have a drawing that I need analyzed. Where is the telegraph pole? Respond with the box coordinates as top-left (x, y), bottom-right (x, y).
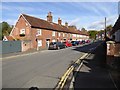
top-left (103, 17), bottom-right (107, 67)
top-left (105, 17), bottom-right (107, 41)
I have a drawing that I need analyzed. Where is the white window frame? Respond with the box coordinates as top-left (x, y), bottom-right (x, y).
top-left (37, 29), bottom-right (42, 36)
top-left (38, 40), bottom-right (42, 47)
top-left (67, 33), bottom-right (68, 37)
top-left (20, 29), bottom-right (25, 34)
top-left (63, 33), bottom-right (65, 37)
top-left (52, 31), bottom-right (56, 36)
top-left (59, 32), bottom-right (61, 37)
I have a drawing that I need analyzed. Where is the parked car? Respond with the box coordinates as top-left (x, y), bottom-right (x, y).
top-left (85, 40), bottom-right (90, 43)
top-left (79, 41), bottom-right (83, 44)
top-left (71, 41), bottom-right (79, 46)
top-left (48, 42), bottom-right (65, 50)
top-left (81, 40), bottom-right (85, 44)
top-left (63, 41), bottom-right (72, 47)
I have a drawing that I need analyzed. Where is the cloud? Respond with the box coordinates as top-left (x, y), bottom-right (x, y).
top-left (69, 18), bottom-right (80, 26)
top-left (87, 15), bottom-right (118, 30)
top-left (2, 19), bottom-right (17, 25)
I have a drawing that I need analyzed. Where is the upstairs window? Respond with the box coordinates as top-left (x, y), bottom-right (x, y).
top-left (52, 31), bottom-right (56, 36)
top-left (20, 29), bottom-right (25, 37)
top-left (20, 29), bottom-right (25, 34)
top-left (36, 29), bottom-right (42, 36)
top-left (63, 33), bottom-right (65, 37)
top-left (59, 32), bottom-right (61, 37)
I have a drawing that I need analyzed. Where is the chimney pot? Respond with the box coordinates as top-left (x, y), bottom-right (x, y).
top-left (65, 22), bottom-right (68, 27)
top-left (47, 12), bottom-right (52, 22)
top-left (58, 18), bottom-right (62, 25)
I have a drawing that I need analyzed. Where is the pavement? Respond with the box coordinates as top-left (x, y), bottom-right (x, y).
top-left (2, 49), bottom-right (39, 59)
top-left (73, 42), bottom-right (118, 89)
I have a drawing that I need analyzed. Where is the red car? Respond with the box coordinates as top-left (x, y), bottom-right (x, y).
top-left (63, 41), bottom-right (72, 47)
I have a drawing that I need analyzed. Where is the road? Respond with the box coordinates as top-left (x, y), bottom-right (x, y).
top-left (2, 42), bottom-right (101, 88)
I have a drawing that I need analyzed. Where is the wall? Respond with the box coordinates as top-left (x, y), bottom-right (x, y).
top-left (2, 41), bottom-right (21, 54)
top-left (21, 40), bottom-right (32, 51)
top-left (107, 41), bottom-right (120, 70)
top-left (11, 15), bottom-right (31, 41)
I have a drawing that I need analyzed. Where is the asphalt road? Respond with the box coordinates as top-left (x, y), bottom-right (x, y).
top-left (2, 42), bottom-right (101, 88)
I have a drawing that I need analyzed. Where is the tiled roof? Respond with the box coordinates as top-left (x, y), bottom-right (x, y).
top-left (110, 15), bottom-right (120, 35)
top-left (22, 14), bottom-right (85, 35)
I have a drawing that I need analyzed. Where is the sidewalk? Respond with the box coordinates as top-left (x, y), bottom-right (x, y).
top-left (2, 49), bottom-right (39, 58)
top-left (73, 42), bottom-right (118, 89)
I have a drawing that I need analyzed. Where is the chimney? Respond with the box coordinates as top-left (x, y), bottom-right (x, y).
top-left (47, 12), bottom-right (52, 22)
top-left (58, 18), bottom-right (62, 25)
top-left (65, 22), bottom-right (68, 27)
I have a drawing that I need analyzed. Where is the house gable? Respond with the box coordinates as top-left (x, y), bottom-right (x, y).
top-left (10, 14), bottom-right (31, 39)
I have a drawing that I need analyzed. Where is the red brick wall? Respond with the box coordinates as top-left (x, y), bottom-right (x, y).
top-left (11, 15), bottom-right (89, 51)
top-left (11, 16), bottom-right (31, 40)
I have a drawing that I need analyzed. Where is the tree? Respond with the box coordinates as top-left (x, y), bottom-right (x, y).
top-left (81, 28), bottom-right (87, 33)
top-left (0, 22), bottom-right (13, 40)
top-left (106, 25), bottom-right (112, 31)
top-left (88, 30), bottom-right (98, 39)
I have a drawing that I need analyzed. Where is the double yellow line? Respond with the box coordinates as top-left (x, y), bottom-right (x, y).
top-left (55, 53), bottom-right (88, 90)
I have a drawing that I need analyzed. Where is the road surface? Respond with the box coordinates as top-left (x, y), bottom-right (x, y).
top-left (2, 42), bottom-right (101, 88)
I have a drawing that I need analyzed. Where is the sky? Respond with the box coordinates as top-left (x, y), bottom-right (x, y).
top-left (1, 1), bottom-right (119, 30)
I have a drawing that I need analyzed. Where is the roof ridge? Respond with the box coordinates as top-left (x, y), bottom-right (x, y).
top-left (22, 13), bottom-right (47, 22)
top-left (21, 13), bottom-right (68, 28)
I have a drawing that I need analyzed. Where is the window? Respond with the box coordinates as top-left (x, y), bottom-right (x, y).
top-left (37, 29), bottom-right (42, 36)
top-left (72, 34), bottom-right (76, 37)
top-left (59, 33), bottom-right (61, 37)
top-left (67, 33), bottom-right (69, 37)
top-left (63, 33), bottom-right (65, 37)
top-left (38, 40), bottom-right (42, 46)
top-left (52, 31), bottom-right (55, 36)
top-left (20, 29), bottom-right (25, 34)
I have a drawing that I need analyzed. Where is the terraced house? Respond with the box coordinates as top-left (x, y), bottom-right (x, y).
top-left (8, 12), bottom-right (89, 51)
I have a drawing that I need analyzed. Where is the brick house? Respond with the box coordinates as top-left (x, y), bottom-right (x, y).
top-left (9, 12), bottom-right (89, 51)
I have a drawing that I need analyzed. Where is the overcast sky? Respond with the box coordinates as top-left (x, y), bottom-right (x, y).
top-left (1, 1), bottom-right (119, 30)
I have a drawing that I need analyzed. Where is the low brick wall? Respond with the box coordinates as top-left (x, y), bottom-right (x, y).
top-left (107, 41), bottom-right (120, 70)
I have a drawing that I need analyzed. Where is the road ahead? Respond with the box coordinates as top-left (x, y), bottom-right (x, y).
top-left (2, 42), bottom-right (101, 88)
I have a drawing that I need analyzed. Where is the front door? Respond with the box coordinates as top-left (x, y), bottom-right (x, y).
top-left (37, 40), bottom-right (42, 50)
top-left (46, 39), bottom-right (50, 48)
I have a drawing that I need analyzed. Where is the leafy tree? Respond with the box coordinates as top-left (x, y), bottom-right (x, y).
top-left (88, 30), bottom-right (98, 39)
top-left (81, 28), bottom-right (87, 33)
top-left (106, 25), bottom-right (112, 31)
top-left (0, 21), bottom-right (13, 40)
